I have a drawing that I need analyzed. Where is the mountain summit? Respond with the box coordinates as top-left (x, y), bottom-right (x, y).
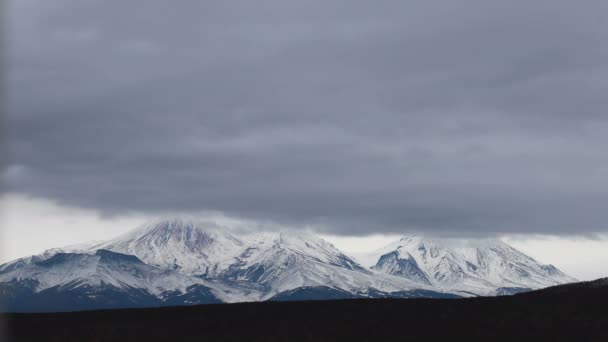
top-left (371, 234), bottom-right (576, 295)
top-left (94, 218), bottom-right (246, 276)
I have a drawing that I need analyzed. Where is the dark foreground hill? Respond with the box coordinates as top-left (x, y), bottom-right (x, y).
top-left (2, 278), bottom-right (607, 342)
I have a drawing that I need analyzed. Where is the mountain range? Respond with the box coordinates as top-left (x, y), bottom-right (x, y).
top-left (0, 218), bottom-right (575, 312)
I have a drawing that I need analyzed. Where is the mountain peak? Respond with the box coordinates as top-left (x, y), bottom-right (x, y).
top-left (397, 234), bottom-right (512, 251)
top-left (137, 217), bottom-right (226, 234)
top-left (275, 229), bottom-right (330, 245)
top-left (373, 235), bottom-right (576, 294)
top-left (95, 218), bottom-right (245, 276)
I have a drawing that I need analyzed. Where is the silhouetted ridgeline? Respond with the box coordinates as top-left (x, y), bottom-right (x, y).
top-left (2, 278), bottom-right (607, 342)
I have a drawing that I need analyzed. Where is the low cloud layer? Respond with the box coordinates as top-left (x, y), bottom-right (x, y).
top-left (4, 0), bottom-right (608, 235)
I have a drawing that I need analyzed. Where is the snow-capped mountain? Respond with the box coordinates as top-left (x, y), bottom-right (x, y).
top-left (92, 218), bottom-right (246, 277)
top-left (88, 219), bottom-right (433, 297)
top-left (371, 234), bottom-right (576, 295)
top-left (0, 241), bottom-right (96, 274)
top-left (0, 249), bottom-right (224, 312)
top-left (219, 231), bottom-right (428, 297)
top-left (0, 219), bottom-right (577, 311)
top-left (0, 219), bottom-right (448, 311)
top-left (105, 219), bottom-right (436, 296)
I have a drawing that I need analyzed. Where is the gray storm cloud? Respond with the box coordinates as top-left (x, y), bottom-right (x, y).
top-left (3, 0), bottom-right (608, 235)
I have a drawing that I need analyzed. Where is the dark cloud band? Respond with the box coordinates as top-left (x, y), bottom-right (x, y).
top-left (4, 0), bottom-right (608, 235)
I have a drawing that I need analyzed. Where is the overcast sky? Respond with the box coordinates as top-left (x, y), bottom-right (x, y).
top-left (2, 1), bottom-right (608, 277)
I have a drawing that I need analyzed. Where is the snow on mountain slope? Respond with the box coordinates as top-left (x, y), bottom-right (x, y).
top-left (86, 218), bottom-right (429, 298)
top-left (0, 219), bottom-right (576, 308)
top-left (0, 248), bottom-right (267, 304)
top-left (0, 219), bottom-right (436, 301)
top-left (371, 235), bottom-right (576, 295)
top-left (92, 218), bottom-right (246, 277)
top-left (0, 249), bottom-right (208, 295)
top-left (0, 241), bottom-right (97, 273)
top-left (221, 231), bottom-right (426, 298)
top-left (0, 218), bottom-right (246, 280)
top-left (0, 249), bottom-right (242, 311)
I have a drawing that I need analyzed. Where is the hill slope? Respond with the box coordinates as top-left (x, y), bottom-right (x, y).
top-left (3, 278), bottom-right (606, 342)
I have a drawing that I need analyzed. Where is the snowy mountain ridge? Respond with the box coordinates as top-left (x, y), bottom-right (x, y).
top-left (92, 218), bottom-right (247, 277)
top-left (90, 219), bottom-right (431, 298)
top-left (0, 218), bottom-right (576, 311)
top-left (371, 234), bottom-right (576, 295)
